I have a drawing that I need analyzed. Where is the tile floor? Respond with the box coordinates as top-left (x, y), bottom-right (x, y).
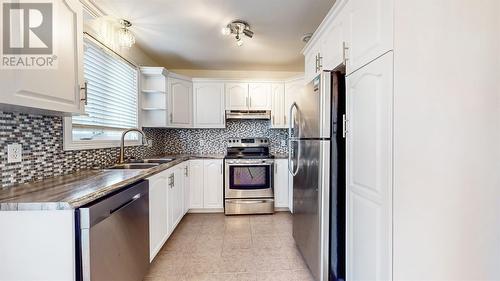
top-left (144, 212), bottom-right (315, 281)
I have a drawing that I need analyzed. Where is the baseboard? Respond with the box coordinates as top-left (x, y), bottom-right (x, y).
top-left (274, 207), bottom-right (290, 212)
top-left (188, 208), bottom-right (224, 213)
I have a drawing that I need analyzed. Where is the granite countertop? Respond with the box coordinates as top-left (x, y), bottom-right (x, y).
top-left (0, 154), bottom-right (224, 211)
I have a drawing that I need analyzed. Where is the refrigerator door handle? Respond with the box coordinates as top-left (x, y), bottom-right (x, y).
top-left (288, 139), bottom-right (301, 176)
top-left (288, 102), bottom-right (298, 139)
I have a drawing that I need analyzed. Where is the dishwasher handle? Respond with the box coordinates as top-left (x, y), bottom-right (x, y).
top-left (110, 193), bottom-right (141, 214)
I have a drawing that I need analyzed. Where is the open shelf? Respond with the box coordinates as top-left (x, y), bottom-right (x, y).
top-left (141, 89), bottom-right (166, 94)
top-left (142, 107), bottom-right (167, 111)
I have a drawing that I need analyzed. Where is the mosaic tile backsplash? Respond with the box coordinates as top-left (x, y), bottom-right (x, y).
top-left (162, 120), bottom-right (288, 155)
top-left (0, 111), bottom-right (288, 187)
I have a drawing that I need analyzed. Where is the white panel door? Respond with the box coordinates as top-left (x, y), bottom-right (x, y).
top-left (168, 78), bottom-right (193, 127)
top-left (274, 159), bottom-right (289, 208)
top-left (248, 83), bottom-right (272, 110)
top-left (148, 172), bottom-right (169, 261)
top-left (271, 83), bottom-right (285, 128)
top-left (168, 168), bottom-right (184, 234)
top-left (225, 83), bottom-right (249, 110)
top-left (189, 160), bottom-right (204, 209)
top-left (193, 82), bottom-right (225, 128)
top-left (345, 0), bottom-right (394, 74)
top-left (0, 0), bottom-right (84, 115)
top-left (203, 159), bottom-right (223, 209)
top-left (346, 53), bottom-right (393, 281)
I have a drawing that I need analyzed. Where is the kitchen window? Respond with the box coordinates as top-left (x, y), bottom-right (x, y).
top-left (64, 37), bottom-right (140, 150)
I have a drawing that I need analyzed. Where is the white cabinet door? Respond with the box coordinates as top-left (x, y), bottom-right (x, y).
top-left (284, 78), bottom-right (305, 127)
top-left (345, 0), bottom-right (394, 74)
top-left (168, 78), bottom-right (193, 128)
top-left (248, 83), bottom-right (272, 110)
top-left (304, 44), bottom-right (320, 83)
top-left (346, 53), bottom-right (393, 281)
top-left (0, 0), bottom-right (84, 115)
top-left (271, 83), bottom-right (285, 128)
top-left (193, 82), bottom-right (225, 128)
top-left (321, 8), bottom-right (348, 71)
top-left (148, 172), bottom-right (169, 261)
top-left (189, 160), bottom-right (204, 209)
top-left (225, 83), bottom-right (249, 110)
top-left (203, 159), bottom-right (223, 209)
top-left (274, 159), bottom-right (289, 208)
top-left (182, 163), bottom-right (190, 215)
top-left (168, 167), bottom-right (184, 234)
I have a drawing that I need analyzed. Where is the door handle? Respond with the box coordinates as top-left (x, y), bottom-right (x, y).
top-left (343, 42), bottom-right (349, 65)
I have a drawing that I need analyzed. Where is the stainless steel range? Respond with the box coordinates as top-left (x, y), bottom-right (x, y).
top-left (224, 137), bottom-right (274, 215)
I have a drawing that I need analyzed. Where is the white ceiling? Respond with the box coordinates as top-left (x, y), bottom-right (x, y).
top-left (92, 0), bottom-right (335, 71)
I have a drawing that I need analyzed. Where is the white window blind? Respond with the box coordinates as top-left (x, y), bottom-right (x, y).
top-left (73, 40), bottom-right (138, 130)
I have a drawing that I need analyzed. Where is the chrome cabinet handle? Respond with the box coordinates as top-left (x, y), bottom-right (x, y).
top-left (184, 166), bottom-right (188, 177)
top-left (80, 81), bottom-right (88, 105)
top-left (317, 52), bottom-right (323, 70)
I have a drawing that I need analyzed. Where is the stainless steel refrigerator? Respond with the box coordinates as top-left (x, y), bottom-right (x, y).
top-left (288, 71), bottom-right (345, 281)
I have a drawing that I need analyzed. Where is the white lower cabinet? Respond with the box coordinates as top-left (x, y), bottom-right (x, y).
top-left (188, 159), bottom-right (224, 211)
top-left (274, 159), bottom-right (289, 208)
top-left (148, 172), bottom-right (169, 261)
top-left (181, 162), bottom-right (190, 215)
top-left (202, 159), bottom-right (224, 209)
top-left (189, 160), bottom-right (204, 209)
top-left (168, 166), bottom-right (184, 234)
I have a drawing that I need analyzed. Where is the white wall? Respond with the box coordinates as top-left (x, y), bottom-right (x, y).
top-left (393, 0), bottom-right (500, 279)
top-left (170, 69), bottom-right (303, 80)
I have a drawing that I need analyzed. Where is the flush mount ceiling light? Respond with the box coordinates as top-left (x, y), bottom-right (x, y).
top-left (221, 20), bottom-right (254, 47)
top-left (118, 19), bottom-right (135, 48)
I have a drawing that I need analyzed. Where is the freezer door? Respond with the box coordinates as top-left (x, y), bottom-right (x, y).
top-left (292, 72), bottom-right (331, 139)
top-left (293, 140), bottom-right (330, 281)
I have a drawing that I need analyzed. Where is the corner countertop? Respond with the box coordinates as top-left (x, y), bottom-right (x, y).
top-left (0, 154), bottom-right (224, 211)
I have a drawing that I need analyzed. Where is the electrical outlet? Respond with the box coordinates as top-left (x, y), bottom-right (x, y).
top-left (147, 139), bottom-right (153, 147)
top-left (199, 139), bottom-right (205, 146)
top-left (281, 140), bottom-right (287, 147)
top-left (7, 143), bottom-right (22, 163)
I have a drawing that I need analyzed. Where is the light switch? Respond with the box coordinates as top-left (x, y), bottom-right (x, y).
top-left (7, 143), bottom-right (22, 163)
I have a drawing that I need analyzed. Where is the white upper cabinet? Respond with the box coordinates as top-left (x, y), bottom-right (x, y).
top-left (0, 0), bottom-right (84, 115)
top-left (321, 7), bottom-right (349, 71)
top-left (193, 82), bottom-right (225, 128)
top-left (248, 83), bottom-right (272, 110)
top-left (345, 0), bottom-right (394, 73)
top-left (225, 83), bottom-right (249, 110)
top-left (203, 159), bottom-right (223, 209)
top-left (167, 77), bottom-right (193, 127)
top-left (346, 53), bottom-right (393, 281)
top-left (304, 44), bottom-right (321, 83)
top-left (271, 83), bottom-right (286, 128)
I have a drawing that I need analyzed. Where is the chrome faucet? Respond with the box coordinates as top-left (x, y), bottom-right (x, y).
top-left (119, 128), bottom-right (148, 164)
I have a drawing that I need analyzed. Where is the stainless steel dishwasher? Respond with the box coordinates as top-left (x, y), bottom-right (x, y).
top-left (77, 180), bottom-right (149, 281)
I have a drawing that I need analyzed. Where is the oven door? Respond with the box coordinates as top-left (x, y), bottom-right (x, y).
top-left (225, 159), bottom-right (274, 199)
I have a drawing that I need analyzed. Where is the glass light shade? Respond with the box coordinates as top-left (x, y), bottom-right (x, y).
top-left (221, 26), bottom-right (231, 36)
top-left (118, 27), bottom-right (135, 48)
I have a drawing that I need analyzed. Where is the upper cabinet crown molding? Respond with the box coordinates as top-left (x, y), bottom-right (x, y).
top-left (140, 67), bottom-right (169, 77)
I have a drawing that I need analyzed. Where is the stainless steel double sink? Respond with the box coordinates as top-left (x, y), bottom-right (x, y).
top-left (108, 158), bottom-right (175, 169)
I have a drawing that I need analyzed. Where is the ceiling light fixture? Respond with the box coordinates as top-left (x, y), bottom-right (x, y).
top-left (221, 20), bottom-right (253, 47)
top-left (118, 19), bottom-right (135, 48)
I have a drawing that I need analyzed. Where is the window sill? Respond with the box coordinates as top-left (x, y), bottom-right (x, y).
top-left (63, 140), bottom-right (142, 151)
